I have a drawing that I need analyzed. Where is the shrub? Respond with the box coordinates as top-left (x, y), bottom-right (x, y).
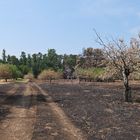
top-left (0, 64), bottom-right (12, 82)
top-left (38, 69), bottom-right (62, 83)
top-left (129, 72), bottom-right (140, 80)
top-left (24, 73), bottom-right (34, 81)
top-left (99, 67), bottom-right (116, 82)
top-left (77, 67), bottom-right (105, 81)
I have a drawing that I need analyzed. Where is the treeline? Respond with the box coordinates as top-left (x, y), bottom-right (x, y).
top-left (0, 49), bottom-right (77, 80)
top-left (0, 48), bottom-right (108, 82)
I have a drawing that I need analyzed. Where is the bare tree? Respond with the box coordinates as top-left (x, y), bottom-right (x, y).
top-left (94, 30), bottom-right (140, 102)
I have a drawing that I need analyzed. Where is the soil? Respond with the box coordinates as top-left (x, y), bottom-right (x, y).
top-left (0, 83), bottom-right (37, 140)
top-left (0, 80), bottom-right (140, 140)
top-left (39, 81), bottom-right (140, 140)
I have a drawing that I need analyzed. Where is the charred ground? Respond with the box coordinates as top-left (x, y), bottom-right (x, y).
top-left (40, 81), bottom-right (140, 140)
top-left (0, 81), bottom-right (140, 140)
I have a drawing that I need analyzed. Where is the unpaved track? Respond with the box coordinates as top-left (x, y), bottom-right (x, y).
top-left (33, 83), bottom-right (86, 140)
top-left (0, 83), bottom-right (37, 140)
top-left (0, 82), bottom-right (86, 140)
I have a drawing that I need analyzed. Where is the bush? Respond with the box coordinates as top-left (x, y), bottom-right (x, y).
top-left (24, 73), bottom-right (34, 81)
top-left (77, 67), bottom-right (117, 82)
top-left (98, 67), bottom-right (115, 82)
top-left (129, 72), bottom-right (140, 80)
top-left (77, 67), bottom-right (105, 81)
top-left (38, 69), bottom-right (62, 83)
top-left (0, 64), bottom-right (12, 82)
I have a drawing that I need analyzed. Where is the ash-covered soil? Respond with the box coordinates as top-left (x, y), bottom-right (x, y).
top-left (32, 96), bottom-right (73, 140)
top-left (0, 83), bottom-right (18, 120)
top-left (40, 81), bottom-right (140, 140)
top-left (0, 83), bottom-right (37, 140)
top-left (0, 81), bottom-right (140, 140)
top-left (0, 82), bottom-right (86, 140)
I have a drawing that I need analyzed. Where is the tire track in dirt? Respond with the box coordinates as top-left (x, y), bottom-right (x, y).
top-left (0, 83), bottom-right (37, 140)
top-left (33, 82), bottom-right (86, 140)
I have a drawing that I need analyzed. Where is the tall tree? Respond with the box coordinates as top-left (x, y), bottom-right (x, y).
top-left (7, 55), bottom-right (11, 64)
top-left (20, 51), bottom-right (27, 65)
top-left (63, 54), bottom-right (77, 69)
top-left (8, 55), bottom-right (19, 66)
top-left (32, 53), bottom-right (39, 78)
top-left (46, 49), bottom-right (61, 71)
top-left (2, 49), bottom-right (6, 63)
top-left (27, 54), bottom-right (32, 68)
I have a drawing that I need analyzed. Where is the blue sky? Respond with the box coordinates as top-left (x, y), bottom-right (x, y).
top-left (0, 0), bottom-right (140, 57)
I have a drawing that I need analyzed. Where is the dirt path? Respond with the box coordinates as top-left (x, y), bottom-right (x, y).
top-left (33, 83), bottom-right (86, 140)
top-left (0, 83), bottom-right (37, 140)
top-left (0, 82), bottom-right (86, 140)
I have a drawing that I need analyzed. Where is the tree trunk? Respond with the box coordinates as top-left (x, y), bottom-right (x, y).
top-left (122, 71), bottom-right (132, 102)
top-left (5, 79), bottom-right (7, 82)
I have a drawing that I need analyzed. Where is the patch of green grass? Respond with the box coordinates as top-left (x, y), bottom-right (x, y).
top-left (77, 67), bottom-right (105, 78)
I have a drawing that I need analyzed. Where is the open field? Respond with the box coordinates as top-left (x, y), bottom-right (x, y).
top-left (40, 81), bottom-right (140, 140)
top-left (0, 81), bottom-right (140, 140)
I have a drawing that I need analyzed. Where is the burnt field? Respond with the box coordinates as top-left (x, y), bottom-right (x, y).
top-left (40, 81), bottom-right (140, 140)
top-left (0, 81), bottom-right (140, 140)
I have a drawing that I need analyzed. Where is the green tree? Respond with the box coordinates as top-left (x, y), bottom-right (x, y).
top-left (10, 65), bottom-right (22, 80)
top-left (7, 55), bottom-right (11, 64)
top-left (2, 49), bottom-right (6, 63)
top-left (46, 49), bottom-right (62, 71)
top-left (7, 55), bottom-right (19, 66)
top-left (19, 65), bottom-right (30, 76)
top-left (63, 54), bottom-right (77, 69)
top-left (20, 51), bottom-right (27, 65)
top-left (32, 53), bottom-right (40, 78)
top-left (27, 54), bottom-right (32, 68)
